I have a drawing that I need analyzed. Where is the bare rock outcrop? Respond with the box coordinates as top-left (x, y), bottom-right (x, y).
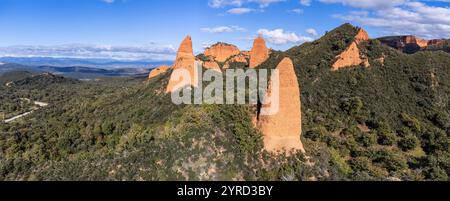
top-left (332, 42), bottom-right (369, 70)
top-left (355, 28), bottom-right (369, 41)
top-left (249, 36), bottom-right (270, 68)
top-left (166, 36), bottom-right (198, 93)
top-left (148, 65), bottom-right (171, 79)
top-left (332, 28), bottom-right (370, 70)
top-left (258, 57), bottom-right (304, 153)
top-left (223, 54), bottom-right (249, 69)
top-left (202, 61), bottom-right (221, 71)
top-left (428, 39), bottom-right (445, 47)
top-left (204, 43), bottom-right (240, 63)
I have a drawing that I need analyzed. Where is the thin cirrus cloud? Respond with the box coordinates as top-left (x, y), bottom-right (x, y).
top-left (257, 29), bottom-right (313, 45)
top-left (209, 0), bottom-right (285, 8)
top-left (0, 44), bottom-right (177, 61)
top-left (226, 7), bottom-right (256, 14)
top-left (101, 0), bottom-right (115, 3)
top-left (287, 8), bottom-right (304, 14)
top-left (201, 26), bottom-right (246, 33)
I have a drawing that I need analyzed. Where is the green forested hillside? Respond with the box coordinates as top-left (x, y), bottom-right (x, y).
top-left (1, 24), bottom-right (449, 181)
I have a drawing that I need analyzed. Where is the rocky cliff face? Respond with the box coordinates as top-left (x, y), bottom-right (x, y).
top-left (249, 36), bottom-right (270, 68)
top-left (257, 57), bottom-right (304, 153)
top-left (378, 35), bottom-right (445, 54)
top-left (148, 65), bottom-right (171, 79)
top-left (332, 28), bottom-right (370, 70)
top-left (204, 43), bottom-right (241, 63)
top-left (166, 36), bottom-right (198, 93)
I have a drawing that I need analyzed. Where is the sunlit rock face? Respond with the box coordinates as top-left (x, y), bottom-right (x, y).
top-left (202, 61), bottom-right (221, 72)
top-left (148, 65), bottom-right (171, 79)
top-left (332, 28), bottom-right (370, 70)
top-left (204, 43), bottom-right (241, 63)
top-left (249, 36), bottom-right (270, 68)
top-left (258, 57), bottom-right (304, 153)
top-left (166, 36), bottom-right (198, 93)
top-left (379, 35), bottom-right (445, 54)
top-left (173, 35), bottom-right (196, 70)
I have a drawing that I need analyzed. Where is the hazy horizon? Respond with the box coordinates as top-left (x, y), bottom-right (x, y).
top-left (1, 0), bottom-right (450, 61)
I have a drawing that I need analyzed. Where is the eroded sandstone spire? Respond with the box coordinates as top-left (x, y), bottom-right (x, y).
top-left (173, 35), bottom-right (195, 69)
top-left (258, 57), bottom-right (304, 153)
top-left (249, 36), bottom-right (270, 68)
top-left (166, 35), bottom-right (198, 93)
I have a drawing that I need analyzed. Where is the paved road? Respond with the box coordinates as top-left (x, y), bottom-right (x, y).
top-left (2, 100), bottom-right (48, 123)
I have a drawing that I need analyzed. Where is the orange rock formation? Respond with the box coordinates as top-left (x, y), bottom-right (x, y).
top-left (332, 28), bottom-right (370, 70)
top-left (355, 28), bottom-right (369, 41)
top-left (166, 36), bottom-right (198, 93)
top-left (148, 65), bottom-right (171, 79)
top-left (202, 61), bottom-right (221, 71)
top-left (223, 54), bottom-right (249, 69)
top-left (258, 57), bottom-right (304, 153)
top-left (379, 35), bottom-right (445, 53)
top-left (249, 36), bottom-right (270, 68)
top-left (204, 43), bottom-right (240, 63)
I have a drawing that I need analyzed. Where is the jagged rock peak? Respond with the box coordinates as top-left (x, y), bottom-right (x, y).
top-left (166, 35), bottom-right (198, 92)
top-left (249, 36), bottom-right (270, 68)
top-left (178, 35), bottom-right (193, 54)
top-left (355, 28), bottom-right (369, 42)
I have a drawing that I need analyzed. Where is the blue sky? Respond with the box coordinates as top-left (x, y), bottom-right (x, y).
top-left (0, 0), bottom-right (449, 61)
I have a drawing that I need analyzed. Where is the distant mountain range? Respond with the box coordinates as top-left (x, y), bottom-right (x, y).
top-left (0, 57), bottom-right (171, 69)
top-left (0, 62), bottom-right (153, 79)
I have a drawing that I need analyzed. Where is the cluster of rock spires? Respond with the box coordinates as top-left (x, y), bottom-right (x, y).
top-left (148, 35), bottom-right (303, 154)
top-left (145, 25), bottom-right (449, 154)
top-left (148, 35), bottom-right (272, 80)
top-left (150, 35), bottom-right (272, 91)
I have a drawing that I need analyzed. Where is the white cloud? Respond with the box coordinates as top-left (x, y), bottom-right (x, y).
top-left (0, 43), bottom-right (177, 61)
top-left (306, 28), bottom-right (318, 36)
top-left (300, 0), bottom-right (312, 6)
top-left (201, 26), bottom-right (246, 33)
top-left (257, 29), bottom-right (313, 45)
top-left (227, 7), bottom-right (256, 14)
top-left (101, 0), bottom-right (115, 3)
